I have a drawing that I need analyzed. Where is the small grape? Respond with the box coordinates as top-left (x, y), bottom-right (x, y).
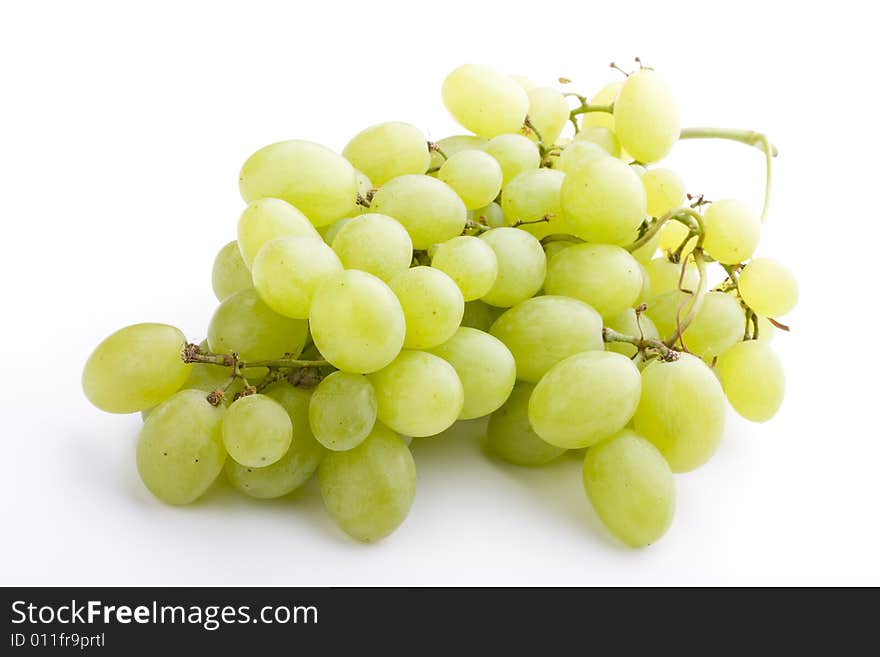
top-left (702, 199), bottom-right (761, 264)
top-left (343, 122), bottom-right (430, 185)
top-left (331, 213), bottom-right (413, 282)
top-left (222, 394), bottom-right (293, 467)
top-left (479, 228), bottom-right (546, 308)
top-left (658, 220), bottom-right (696, 258)
top-left (484, 134), bottom-right (541, 186)
top-left (487, 382), bottom-right (566, 466)
top-left (738, 258), bottom-right (798, 317)
top-left (442, 64), bottom-right (529, 138)
top-left (389, 266), bottom-right (465, 350)
top-left (430, 235), bottom-right (498, 301)
top-left (716, 340), bottom-right (785, 422)
top-left (308, 371), bottom-right (378, 451)
top-left (237, 197), bottom-right (320, 268)
top-left (437, 149), bottom-right (503, 210)
top-left (211, 240), bottom-right (253, 301)
top-left (469, 202), bottom-right (505, 228)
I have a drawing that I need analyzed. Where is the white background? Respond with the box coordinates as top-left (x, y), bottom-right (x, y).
top-left (1, 0), bottom-right (877, 586)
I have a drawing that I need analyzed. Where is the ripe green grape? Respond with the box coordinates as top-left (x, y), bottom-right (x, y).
top-left (331, 213), bottom-right (413, 283)
top-left (484, 134), bottom-right (541, 186)
top-left (489, 295), bottom-right (604, 383)
top-left (239, 140), bottom-right (359, 226)
top-left (526, 86), bottom-right (569, 146)
top-left (429, 327), bottom-right (516, 420)
top-left (644, 256), bottom-right (698, 296)
top-left (470, 202), bottom-right (505, 228)
top-left (604, 308), bottom-right (660, 359)
top-left (429, 134), bottom-right (489, 169)
top-left (500, 168), bottom-right (566, 239)
top-left (716, 340), bottom-right (785, 422)
top-left (479, 227), bottom-right (547, 307)
top-left (561, 157), bottom-right (647, 245)
top-left (252, 236), bottom-right (343, 319)
top-left (554, 141), bottom-right (608, 176)
top-left (309, 270), bottom-right (406, 374)
top-left (613, 69), bottom-right (680, 163)
top-left (136, 389), bottom-right (226, 504)
top-left (642, 168), bottom-right (686, 218)
top-left (529, 351), bottom-right (642, 449)
top-left (370, 350), bottom-right (463, 437)
top-left (342, 122), bottom-right (430, 185)
top-left (441, 64), bottom-right (529, 138)
top-left (682, 291), bottom-right (745, 360)
top-left (658, 220), bottom-right (696, 258)
top-left (237, 197), bottom-right (320, 268)
top-left (738, 258), bottom-right (799, 317)
top-left (702, 199), bottom-right (761, 264)
top-left (437, 149), bottom-right (503, 209)
top-left (318, 424), bottom-right (416, 542)
top-left (390, 266), bottom-right (464, 350)
top-left (486, 382), bottom-right (566, 466)
top-left (320, 217), bottom-right (352, 246)
top-left (460, 300), bottom-right (504, 332)
top-left (222, 394), bottom-right (292, 467)
top-left (83, 323), bottom-right (191, 414)
top-left (430, 235), bottom-right (498, 301)
top-left (573, 126), bottom-right (621, 157)
top-left (211, 240), bottom-right (253, 301)
top-left (309, 371), bottom-right (378, 451)
top-left (370, 174), bottom-right (467, 249)
top-left (633, 353), bottom-right (725, 472)
top-left (582, 81), bottom-right (621, 130)
top-left (582, 429), bottom-right (675, 548)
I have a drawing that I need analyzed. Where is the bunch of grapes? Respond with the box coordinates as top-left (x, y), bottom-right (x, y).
top-left (83, 61), bottom-right (797, 548)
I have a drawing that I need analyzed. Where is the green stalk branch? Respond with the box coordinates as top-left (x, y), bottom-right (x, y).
top-left (665, 249), bottom-right (708, 348)
top-left (602, 328), bottom-right (679, 361)
top-left (183, 343), bottom-right (327, 371)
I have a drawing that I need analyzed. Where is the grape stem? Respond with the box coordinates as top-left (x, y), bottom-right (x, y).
top-left (182, 343), bottom-right (328, 370)
top-left (602, 328), bottom-right (679, 362)
top-left (665, 248), bottom-right (708, 348)
top-left (626, 207), bottom-right (704, 253)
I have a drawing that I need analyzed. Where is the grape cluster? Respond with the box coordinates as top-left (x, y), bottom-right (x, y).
top-left (83, 62), bottom-right (797, 547)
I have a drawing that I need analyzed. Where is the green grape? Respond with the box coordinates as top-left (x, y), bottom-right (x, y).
top-left (683, 291), bottom-right (746, 360)
top-left (702, 199), bottom-right (761, 264)
top-left (658, 220), bottom-right (696, 258)
top-left (429, 134), bottom-right (489, 169)
top-left (441, 64), bottom-right (529, 138)
top-left (252, 236), bottom-right (343, 319)
top-left (460, 300), bottom-right (504, 331)
top-left (321, 218), bottom-right (353, 246)
top-left (318, 424), bottom-right (416, 542)
top-left (310, 270), bottom-right (406, 374)
top-left (582, 429), bottom-right (675, 548)
top-left (225, 384), bottom-right (325, 499)
top-left (544, 239), bottom-right (577, 262)
top-left (489, 295), bottom-right (604, 383)
top-left (211, 240), bottom-right (253, 301)
top-left (389, 266), bottom-right (464, 349)
top-left (83, 323), bottom-right (191, 414)
top-left (631, 230), bottom-right (661, 265)
top-left (222, 394), bottom-right (292, 467)
top-left (529, 351), bottom-right (641, 449)
top-left (716, 340), bottom-right (785, 422)
top-left (554, 140), bottom-right (608, 175)
top-left (369, 350), bottom-right (463, 437)
top-left (642, 168), bottom-right (686, 218)
top-left (486, 382), bottom-right (566, 466)
top-left (136, 389), bottom-right (226, 504)
top-left (479, 228), bottom-right (547, 307)
top-left (738, 258), bottom-right (798, 318)
top-left (644, 256), bottom-right (698, 296)
top-left (469, 202), bottom-right (505, 228)
top-left (370, 174), bottom-right (467, 249)
top-left (581, 81), bottom-right (621, 130)
top-left (604, 308), bottom-right (660, 358)
top-left (543, 243), bottom-right (643, 319)
top-left (526, 86), bottom-right (569, 146)
top-left (430, 235), bottom-right (498, 301)
top-left (573, 126), bottom-right (621, 157)
top-left (500, 168), bottom-right (566, 239)
top-left (437, 149), bottom-right (503, 209)
top-left (484, 134), bottom-right (541, 186)
top-left (342, 122), bottom-right (430, 186)
top-left (309, 371), bottom-right (378, 451)
top-left (561, 157), bottom-right (647, 245)
top-left (331, 213), bottom-right (413, 283)
top-left (613, 69), bottom-right (680, 163)
top-left (237, 197), bottom-right (320, 268)
top-left (429, 327), bottom-right (516, 420)
top-left (633, 353), bottom-right (725, 472)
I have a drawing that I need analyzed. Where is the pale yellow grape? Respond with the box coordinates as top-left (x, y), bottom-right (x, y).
top-left (683, 291), bottom-right (746, 360)
top-left (658, 220), bottom-right (696, 258)
top-left (613, 69), bottom-right (679, 163)
top-left (211, 240), bottom-right (253, 301)
top-left (237, 197), bottom-right (320, 268)
top-left (430, 235), bottom-right (498, 301)
top-left (573, 126), bottom-right (621, 157)
top-left (544, 239), bottom-right (576, 262)
top-left (631, 230), bottom-right (661, 265)
top-left (460, 300), bottom-right (504, 332)
top-left (390, 266), bottom-right (464, 349)
top-left (633, 354), bottom-right (725, 472)
top-left (527, 86), bottom-right (569, 145)
top-left (342, 122), bottom-right (430, 186)
top-left (486, 382), bottom-right (566, 466)
top-left (83, 323), bottom-right (191, 414)
top-left (554, 141), bottom-right (608, 175)
top-left (331, 213), bottom-right (413, 282)
top-left (429, 327), bottom-right (516, 420)
top-left (370, 351), bottom-right (464, 437)
top-left (370, 174), bottom-right (467, 249)
top-left (582, 429), bottom-right (674, 548)
top-left (644, 257), bottom-right (698, 296)
top-left (470, 202), bottom-right (505, 228)
top-left (739, 258), bottom-right (798, 317)
top-left (561, 157), bottom-right (647, 245)
top-left (252, 236), bottom-right (343, 319)
top-left (702, 199), bottom-right (761, 264)
top-left (239, 139), bottom-right (358, 227)
top-left (318, 424), bottom-right (416, 542)
top-left (582, 81), bottom-right (621, 130)
top-left (222, 394), bottom-right (292, 467)
top-left (484, 134), bottom-right (541, 185)
top-left (437, 149), bottom-right (503, 209)
top-left (716, 340), bottom-right (785, 422)
top-left (309, 270), bottom-right (406, 374)
top-left (320, 217), bottom-right (352, 246)
top-left (479, 227), bottom-right (547, 307)
top-left (529, 351), bottom-right (641, 449)
top-left (429, 134), bottom-right (489, 169)
top-left (642, 168), bottom-right (686, 218)
top-left (544, 243), bottom-right (642, 319)
top-left (309, 371), bottom-right (378, 451)
top-left (604, 308), bottom-right (660, 358)
top-left (136, 389), bottom-right (225, 504)
top-left (441, 64), bottom-right (529, 138)
top-left (489, 295), bottom-right (604, 383)
top-left (501, 168), bottom-right (565, 239)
